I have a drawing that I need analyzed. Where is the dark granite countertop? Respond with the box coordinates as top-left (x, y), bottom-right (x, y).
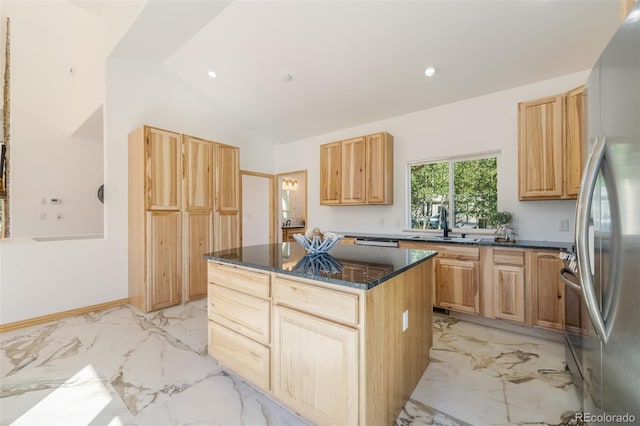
top-left (335, 231), bottom-right (573, 251)
top-left (204, 242), bottom-right (437, 290)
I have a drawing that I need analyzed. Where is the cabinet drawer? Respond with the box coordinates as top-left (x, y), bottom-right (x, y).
top-left (273, 277), bottom-right (359, 326)
top-left (208, 321), bottom-right (270, 392)
top-left (434, 245), bottom-right (480, 261)
top-left (208, 262), bottom-right (270, 299)
top-left (493, 248), bottom-right (525, 266)
top-left (208, 284), bottom-right (270, 344)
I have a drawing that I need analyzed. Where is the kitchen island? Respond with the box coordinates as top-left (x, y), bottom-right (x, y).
top-left (204, 243), bottom-right (437, 426)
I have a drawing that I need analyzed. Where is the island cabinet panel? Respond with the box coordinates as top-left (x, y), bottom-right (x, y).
top-left (273, 277), bottom-right (359, 326)
top-left (208, 284), bottom-right (270, 344)
top-left (207, 262), bottom-right (270, 299)
top-left (207, 252), bottom-right (434, 426)
top-left (273, 306), bottom-right (359, 426)
top-left (208, 321), bottom-right (270, 392)
top-left (207, 262), bottom-right (272, 393)
top-left (363, 260), bottom-right (432, 426)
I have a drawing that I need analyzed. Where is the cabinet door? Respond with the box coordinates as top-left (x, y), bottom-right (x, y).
top-left (146, 127), bottom-right (181, 210)
top-left (518, 95), bottom-right (564, 200)
top-left (531, 251), bottom-right (564, 330)
top-left (494, 264), bottom-right (526, 323)
top-left (214, 144), bottom-right (241, 250)
top-left (436, 258), bottom-right (479, 314)
top-left (564, 86), bottom-right (584, 198)
top-left (320, 142), bottom-right (342, 205)
top-left (185, 211), bottom-right (213, 300)
top-left (273, 306), bottom-right (358, 426)
top-left (215, 144), bottom-right (240, 214)
top-left (147, 211), bottom-right (182, 311)
top-left (184, 136), bottom-right (214, 210)
top-left (340, 136), bottom-right (366, 204)
top-left (365, 132), bottom-right (392, 204)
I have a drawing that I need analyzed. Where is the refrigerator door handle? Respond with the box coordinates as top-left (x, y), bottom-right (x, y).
top-left (575, 134), bottom-right (609, 343)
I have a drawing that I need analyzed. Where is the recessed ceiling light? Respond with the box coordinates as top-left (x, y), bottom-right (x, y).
top-left (207, 70), bottom-right (217, 78)
top-left (424, 66), bottom-right (436, 77)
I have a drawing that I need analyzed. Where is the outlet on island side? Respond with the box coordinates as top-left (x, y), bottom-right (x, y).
top-left (402, 310), bottom-right (409, 332)
top-left (558, 218), bottom-right (569, 231)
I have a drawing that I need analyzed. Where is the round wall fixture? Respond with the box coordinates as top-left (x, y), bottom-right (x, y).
top-left (97, 184), bottom-right (104, 204)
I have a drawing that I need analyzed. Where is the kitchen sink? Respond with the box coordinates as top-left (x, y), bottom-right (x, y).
top-left (407, 235), bottom-right (481, 243)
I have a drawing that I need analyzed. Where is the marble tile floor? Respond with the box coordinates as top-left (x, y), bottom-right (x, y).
top-left (0, 300), bottom-right (581, 426)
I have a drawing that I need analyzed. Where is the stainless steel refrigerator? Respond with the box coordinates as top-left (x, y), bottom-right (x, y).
top-left (575, 3), bottom-right (640, 422)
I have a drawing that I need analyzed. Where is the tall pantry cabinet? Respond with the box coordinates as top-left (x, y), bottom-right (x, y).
top-left (128, 126), bottom-right (240, 313)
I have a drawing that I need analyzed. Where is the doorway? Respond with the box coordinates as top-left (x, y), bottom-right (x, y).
top-left (276, 170), bottom-right (308, 242)
top-left (241, 171), bottom-right (276, 246)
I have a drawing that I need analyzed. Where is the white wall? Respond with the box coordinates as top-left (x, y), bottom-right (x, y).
top-left (275, 72), bottom-right (588, 243)
top-left (0, 1), bottom-right (277, 324)
top-left (3, 1), bottom-right (105, 237)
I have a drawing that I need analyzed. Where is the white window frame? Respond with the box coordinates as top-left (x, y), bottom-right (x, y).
top-left (406, 150), bottom-right (501, 233)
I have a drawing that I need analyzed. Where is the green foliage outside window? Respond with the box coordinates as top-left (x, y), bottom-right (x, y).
top-left (410, 156), bottom-right (498, 230)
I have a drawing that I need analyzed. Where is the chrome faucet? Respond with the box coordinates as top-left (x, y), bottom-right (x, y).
top-left (285, 219), bottom-right (291, 226)
top-left (439, 207), bottom-right (449, 237)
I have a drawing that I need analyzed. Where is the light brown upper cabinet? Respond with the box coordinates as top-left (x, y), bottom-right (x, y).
top-left (320, 141), bottom-right (343, 205)
top-left (147, 127), bottom-right (181, 210)
top-left (129, 126), bottom-right (240, 313)
top-left (564, 86), bottom-right (584, 198)
top-left (518, 85), bottom-right (584, 200)
top-left (320, 132), bottom-right (393, 206)
top-left (340, 136), bottom-right (366, 204)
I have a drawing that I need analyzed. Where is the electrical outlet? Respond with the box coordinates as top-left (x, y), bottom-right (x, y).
top-left (402, 310), bottom-right (409, 332)
top-left (379, 217), bottom-right (385, 226)
top-left (559, 219), bottom-right (569, 231)
top-left (40, 212), bottom-right (47, 221)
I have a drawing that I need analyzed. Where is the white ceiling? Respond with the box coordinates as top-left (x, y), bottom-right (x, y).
top-left (145, 1), bottom-right (620, 143)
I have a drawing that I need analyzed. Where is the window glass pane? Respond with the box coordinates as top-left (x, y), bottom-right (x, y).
top-left (410, 162), bottom-right (449, 230)
top-left (453, 158), bottom-right (497, 229)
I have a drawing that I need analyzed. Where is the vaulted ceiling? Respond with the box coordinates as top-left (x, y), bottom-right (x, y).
top-left (114, 1), bottom-right (621, 143)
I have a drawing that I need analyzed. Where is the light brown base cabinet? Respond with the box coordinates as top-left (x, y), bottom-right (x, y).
top-left (207, 259), bottom-right (433, 426)
top-left (399, 241), bottom-right (564, 331)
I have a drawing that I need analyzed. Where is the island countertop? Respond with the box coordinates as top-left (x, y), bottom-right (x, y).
top-left (204, 242), bottom-right (437, 290)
